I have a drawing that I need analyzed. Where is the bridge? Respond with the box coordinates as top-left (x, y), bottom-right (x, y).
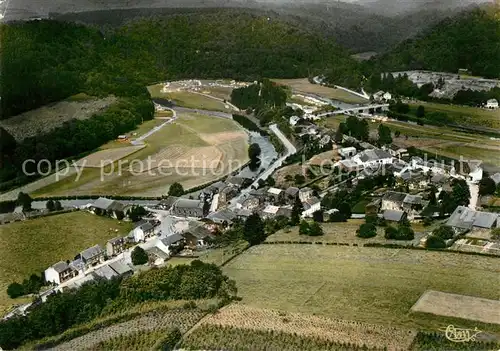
top-left (316, 104), bottom-right (390, 117)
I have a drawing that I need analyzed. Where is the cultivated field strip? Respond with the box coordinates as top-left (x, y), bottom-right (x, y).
top-left (53, 310), bottom-right (204, 351)
top-left (75, 145), bottom-right (146, 168)
top-left (199, 304), bottom-right (417, 350)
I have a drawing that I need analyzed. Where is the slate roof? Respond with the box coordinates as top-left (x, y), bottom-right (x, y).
top-left (146, 246), bottom-right (169, 260)
top-left (174, 198), bottom-right (204, 209)
top-left (108, 261), bottom-right (133, 275)
top-left (226, 176), bottom-right (250, 187)
top-left (403, 194), bottom-right (422, 205)
top-left (356, 149), bottom-right (392, 163)
top-left (70, 258), bottom-right (85, 272)
top-left (137, 222), bottom-right (154, 232)
top-left (430, 173), bottom-right (447, 184)
top-left (93, 265), bottom-right (118, 280)
top-left (81, 245), bottom-right (104, 261)
top-left (383, 210), bottom-right (406, 222)
top-left (92, 197), bottom-right (115, 211)
top-left (206, 209), bottom-right (237, 223)
top-left (162, 233), bottom-right (184, 246)
top-left (285, 187), bottom-right (299, 197)
top-left (235, 208), bottom-right (252, 217)
top-left (159, 196), bottom-right (180, 209)
top-left (383, 191), bottom-right (408, 203)
top-left (446, 206), bottom-right (498, 230)
top-left (51, 261), bottom-right (70, 273)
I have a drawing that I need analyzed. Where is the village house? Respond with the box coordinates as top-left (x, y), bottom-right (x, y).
top-left (44, 261), bottom-right (78, 285)
top-left (289, 115), bottom-right (301, 126)
top-left (381, 191), bottom-right (407, 211)
top-left (491, 173), bottom-right (500, 186)
top-left (486, 98), bottom-right (499, 109)
top-left (352, 149), bottom-right (394, 168)
top-left (339, 159), bottom-right (363, 173)
top-left (399, 171), bottom-right (428, 191)
top-left (365, 198), bottom-right (381, 214)
top-left (235, 208), bottom-right (253, 220)
top-left (382, 209), bottom-right (407, 223)
top-left (267, 187), bottom-right (284, 203)
top-left (385, 144), bottom-right (408, 159)
top-left (218, 186), bottom-right (238, 205)
top-left (171, 198), bottom-right (206, 218)
top-left (302, 196), bottom-right (321, 217)
top-left (108, 261), bottom-right (133, 278)
top-left (206, 208), bottom-right (237, 227)
top-left (181, 222), bottom-right (214, 247)
top-left (339, 147), bottom-right (357, 158)
top-left (130, 221), bottom-right (155, 242)
top-left (299, 187), bottom-right (314, 202)
top-left (285, 187), bottom-right (300, 202)
top-left (69, 258), bottom-right (86, 276)
top-left (89, 197), bottom-right (129, 219)
top-left (261, 205), bottom-right (280, 219)
top-left (226, 176), bottom-right (252, 189)
top-left (235, 195), bottom-right (260, 211)
top-left (446, 206), bottom-right (499, 233)
top-left (106, 237), bottom-right (126, 257)
top-left (276, 206), bottom-right (293, 219)
top-left (80, 245), bottom-right (105, 269)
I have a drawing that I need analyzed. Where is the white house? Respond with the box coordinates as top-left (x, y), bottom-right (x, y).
top-left (383, 92), bottom-right (392, 101)
top-left (486, 99), bottom-right (498, 109)
top-left (302, 197), bottom-right (321, 217)
top-left (289, 115), bottom-right (301, 126)
top-left (45, 261), bottom-right (77, 285)
top-left (131, 222), bottom-right (155, 242)
top-left (352, 149), bottom-right (393, 168)
top-left (338, 147), bottom-right (357, 158)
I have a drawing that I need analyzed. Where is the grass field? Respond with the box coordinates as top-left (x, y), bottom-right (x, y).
top-left (409, 102), bottom-right (500, 129)
top-left (223, 245), bottom-right (500, 333)
top-left (266, 220), bottom-right (429, 245)
top-left (32, 112), bottom-right (249, 197)
top-left (148, 85), bottom-right (229, 112)
top-left (271, 78), bottom-right (368, 104)
top-left (0, 211), bottom-right (133, 315)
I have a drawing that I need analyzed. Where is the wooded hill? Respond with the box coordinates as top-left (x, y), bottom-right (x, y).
top-left (372, 7), bottom-right (500, 78)
top-left (0, 11), bottom-right (358, 119)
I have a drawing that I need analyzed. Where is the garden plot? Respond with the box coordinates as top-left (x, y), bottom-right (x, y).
top-left (74, 145), bottom-right (145, 168)
top-left (411, 290), bottom-right (500, 325)
top-left (199, 304), bottom-right (417, 351)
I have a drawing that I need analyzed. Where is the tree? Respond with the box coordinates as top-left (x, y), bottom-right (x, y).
top-left (479, 177), bottom-right (496, 196)
top-left (312, 210), bottom-right (324, 223)
top-left (299, 220), bottom-right (310, 235)
top-left (416, 105), bottom-right (425, 118)
top-left (294, 174), bottom-right (305, 185)
top-left (46, 199), bottom-right (56, 212)
top-left (384, 226), bottom-right (399, 239)
top-left (243, 213), bottom-right (266, 245)
top-left (168, 182), bottom-right (184, 197)
top-left (432, 225), bottom-right (455, 240)
top-left (426, 235), bottom-right (446, 249)
top-left (248, 143), bottom-right (261, 162)
top-left (131, 246), bottom-right (149, 265)
top-left (451, 178), bottom-right (470, 207)
top-left (17, 192), bottom-right (32, 212)
top-left (338, 202), bottom-right (352, 221)
top-left (128, 205), bottom-right (148, 222)
top-left (6, 282), bottom-right (24, 299)
top-left (334, 126), bottom-right (343, 144)
top-left (377, 124), bottom-right (392, 145)
top-left (394, 130), bottom-right (401, 138)
top-left (309, 222), bottom-right (324, 236)
top-left (267, 176), bottom-right (276, 187)
top-left (54, 200), bottom-right (63, 211)
top-left (291, 196), bottom-right (304, 225)
top-left (356, 223), bottom-right (377, 238)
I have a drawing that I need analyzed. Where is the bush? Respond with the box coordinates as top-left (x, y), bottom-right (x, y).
top-left (6, 282), bottom-right (24, 299)
top-left (356, 223), bottom-right (377, 238)
top-left (131, 246), bottom-right (149, 265)
top-left (384, 226), bottom-right (399, 239)
top-left (425, 235), bottom-right (446, 249)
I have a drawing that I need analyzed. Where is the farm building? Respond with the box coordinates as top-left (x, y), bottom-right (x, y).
top-left (302, 196), bottom-right (321, 217)
top-left (381, 191), bottom-right (408, 211)
top-left (206, 208), bottom-right (237, 226)
top-left (130, 221), bottom-right (155, 242)
top-left (89, 197), bottom-right (129, 219)
top-left (486, 99), bottom-right (498, 109)
top-left (383, 209), bottom-right (407, 223)
top-left (446, 206), bottom-right (499, 233)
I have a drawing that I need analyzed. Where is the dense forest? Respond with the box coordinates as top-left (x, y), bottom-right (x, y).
top-left (373, 8), bottom-right (500, 78)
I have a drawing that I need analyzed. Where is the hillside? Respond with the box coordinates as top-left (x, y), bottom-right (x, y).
top-left (374, 7), bottom-right (500, 78)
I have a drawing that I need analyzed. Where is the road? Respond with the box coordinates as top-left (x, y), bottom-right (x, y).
top-left (229, 123), bottom-right (297, 208)
top-left (131, 107), bottom-right (177, 145)
top-left (312, 76), bottom-right (370, 100)
top-left (315, 104), bottom-right (389, 118)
